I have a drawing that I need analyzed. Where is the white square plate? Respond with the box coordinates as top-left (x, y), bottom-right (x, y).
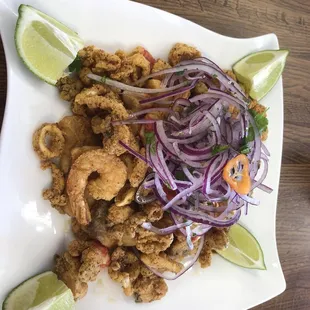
top-left (0, 0), bottom-right (285, 309)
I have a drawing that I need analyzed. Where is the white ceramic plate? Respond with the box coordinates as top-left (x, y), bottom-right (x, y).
top-left (0, 0), bottom-right (285, 309)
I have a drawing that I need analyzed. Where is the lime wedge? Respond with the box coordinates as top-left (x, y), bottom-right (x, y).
top-left (216, 224), bottom-right (266, 270)
top-left (2, 271), bottom-right (75, 310)
top-left (15, 4), bottom-right (84, 85)
top-left (233, 49), bottom-right (289, 100)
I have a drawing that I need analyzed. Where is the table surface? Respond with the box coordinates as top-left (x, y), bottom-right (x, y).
top-left (1, 0), bottom-right (310, 309)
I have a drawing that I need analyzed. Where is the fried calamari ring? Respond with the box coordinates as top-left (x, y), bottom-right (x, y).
top-left (128, 148), bottom-right (148, 188)
top-left (74, 86), bottom-right (129, 120)
top-left (91, 116), bottom-right (136, 157)
top-left (103, 125), bottom-right (131, 156)
top-left (41, 162), bottom-right (73, 216)
top-left (33, 123), bottom-right (65, 160)
top-left (67, 149), bottom-right (127, 225)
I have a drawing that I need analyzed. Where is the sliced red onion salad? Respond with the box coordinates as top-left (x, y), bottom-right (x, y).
top-left (99, 57), bottom-right (272, 280)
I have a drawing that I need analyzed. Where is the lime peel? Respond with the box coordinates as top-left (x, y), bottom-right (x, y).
top-left (15, 4), bottom-right (84, 85)
top-left (216, 224), bottom-right (266, 270)
top-left (2, 271), bottom-right (74, 310)
top-left (233, 49), bottom-right (289, 101)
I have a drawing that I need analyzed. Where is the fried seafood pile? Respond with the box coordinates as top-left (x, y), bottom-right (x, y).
top-left (33, 43), bottom-right (230, 303)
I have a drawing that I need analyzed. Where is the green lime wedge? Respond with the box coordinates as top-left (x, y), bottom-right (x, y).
top-left (2, 271), bottom-right (75, 310)
top-left (233, 49), bottom-right (289, 100)
top-left (216, 224), bottom-right (266, 270)
top-left (15, 4), bottom-right (84, 85)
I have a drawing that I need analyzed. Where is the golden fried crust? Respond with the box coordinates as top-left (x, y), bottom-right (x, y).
top-left (110, 62), bottom-right (134, 83)
top-left (128, 148), bottom-right (148, 188)
top-left (79, 244), bottom-right (110, 282)
top-left (41, 162), bottom-right (65, 198)
top-left (40, 162), bottom-right (73, 216)
top-left (67, 149), bottom-right (127, 225)
top-left (92, 49), bottom-right (122, 74)
top-left (167, 238), bottom-right (197, 259)
top-left (107, 204), bottom-right (134, 225)
top-left (108, 247), bottom-right (141, 296)
top-left (102, 125), bottom-right (131, 156)
top-left (168, 43), bottom-right (201, 66)
top-left (71, 146), bottom-right (101, 164)
top-left (79, 67), bottom-right (93, 86)
top-left (151, 59), bottom-right (171, 78)
top-left (56, 241), bottom-right (110, 299)
top-left (75, 88), bottom-right (128, 120)
top-left (199, 246), bottom-right (212, 268)
top-left (114, 183), bottom-right (136, 207)
top-left (78, 45), bottom-right (96, 68)
top-left (56, 76), bottom-right (83, 102)
top-left (192, 81), bottom-right (209, 95)
top-left (91, 115), bottom-right (112, 135)
top-left (33, 123), bottom-right (65, 161)
top-left (199, 228), bottom-right (229, 268)
top-left (140, 252), bottom-right (183, 274)
top-left (136, 226), bottom-right (174, 254)
top-left (54, 252), bottom-right (88, 300)
top-left (133, 275), bottom-right (168, 303)
top-left (142, 201), bottom-right (164, 222)
top-left (224, 70), bottom-right (237, 82)
top-left (127, 53), bottom-right (151, 82)
top-left (248, 99), bottom-right (267, 115)
top-left (115, 49), bottom-right (127, 60)
top-left (58, 115), bottom-right (99, 174)
top-left (145, 79), bottom-right (161, 89)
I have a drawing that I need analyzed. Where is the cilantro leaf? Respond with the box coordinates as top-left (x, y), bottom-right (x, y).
top-left (175, 170), bottom-right (187, 181)
top-left (249, 109), bottom-right (268, 133)
top-left (245, 108), bottom-right (269, 143)
top-left (145, 132), bottom-right (155, 145)
top-left (176, 70), bottom-right (185, 76)
top-left (68, 55), bottom-right (82, 73)
top-left (239, 144), bottom-right (251, 154)
top-left (212, 144), bottom-right (229, 155)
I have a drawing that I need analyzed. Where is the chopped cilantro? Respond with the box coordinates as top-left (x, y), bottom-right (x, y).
top-left (175, 170), bottom-right (187, 181)
top-left (240, 144), bottom-right (251, 155)
top-left (145, 132), bottom-right (155, 145)
top-left (68, 55), bottom-right (82, 73)
top-left (176, 70), bottom-right (185, 76)
top-left (212, 74), bottom-right (218, 78)
top-left (245, 108), bottom-right (269, 143)
top-left (101, 76), bottom-right (108, 83)
top-left (212, 144), bottom-right (229, 155)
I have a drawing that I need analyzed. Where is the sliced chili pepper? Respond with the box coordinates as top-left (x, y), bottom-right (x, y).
top-left (223, 154), bottom-right (251, 195)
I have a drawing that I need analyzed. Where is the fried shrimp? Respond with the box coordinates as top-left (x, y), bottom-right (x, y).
top-left (67, 149), bottom-right (127, 225)
top-left (33, 123), bottom-right (65, 160)
top-left (58, 116), bottom-right (99, 174)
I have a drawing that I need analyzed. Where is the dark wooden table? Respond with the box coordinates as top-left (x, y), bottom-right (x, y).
top-left (1, 0), bottom-right (310, 309)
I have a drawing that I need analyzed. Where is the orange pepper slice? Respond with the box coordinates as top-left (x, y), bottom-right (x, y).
top-left (223, 154), bottom-right (251, 195)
